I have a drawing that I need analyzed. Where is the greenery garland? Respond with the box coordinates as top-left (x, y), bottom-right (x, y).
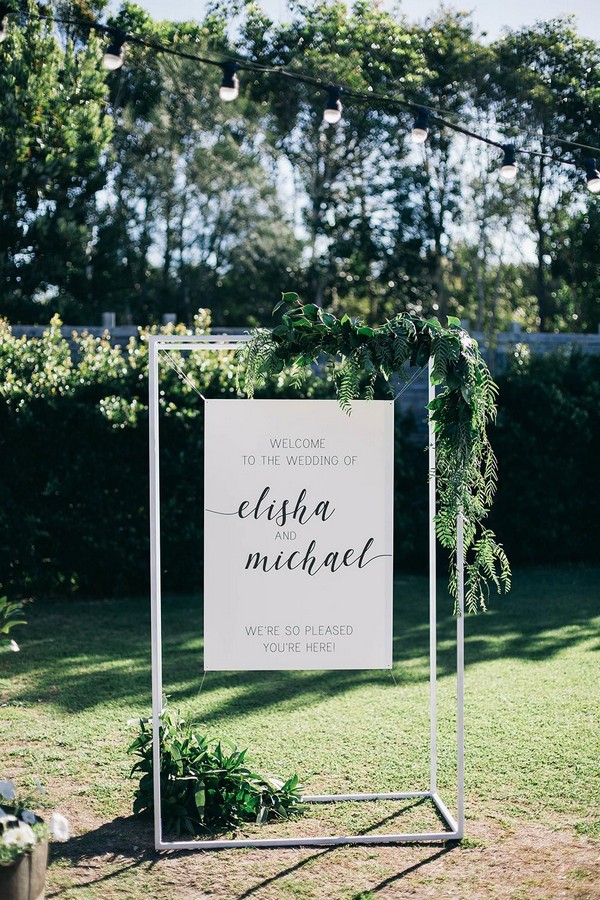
top-left (236, 293), bottom-right (511, 613)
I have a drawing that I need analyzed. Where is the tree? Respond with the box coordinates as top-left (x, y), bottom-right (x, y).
top-left (490, 18), bottom-right (600, 331)
top-left (86, 2), bottom-right (302, 325)
top-left (241, 0), bottom-right (425, 320)
top-left (550, 203), bottom-right (600, 331)
top-left (0, 1), bottom-right (112, 322)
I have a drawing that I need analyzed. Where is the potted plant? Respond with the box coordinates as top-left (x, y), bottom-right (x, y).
top-left (1, 601), bottom-right (69, 898)
top-left (0, 780), bottom-right (69, 900)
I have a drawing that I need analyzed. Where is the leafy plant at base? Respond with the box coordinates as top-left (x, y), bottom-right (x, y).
top-left (128, 709), bottom-right (303, 837)
top-left (237, 293), bottom-right (511, 612)
top-left (0, 596), bottom-right (26, 651)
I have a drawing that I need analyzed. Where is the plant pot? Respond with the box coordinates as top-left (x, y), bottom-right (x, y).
top-left (0, 839), bottom-right (48, 900)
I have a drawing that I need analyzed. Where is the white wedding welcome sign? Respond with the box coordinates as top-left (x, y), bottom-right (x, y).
top-left (203, 399), bottom-right (394, 670)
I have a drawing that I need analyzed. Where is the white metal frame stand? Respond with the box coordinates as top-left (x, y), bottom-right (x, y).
top-left (148, 334), bottom-right (465, 851)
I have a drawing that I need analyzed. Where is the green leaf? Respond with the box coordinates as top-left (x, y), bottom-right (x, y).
top-left (194, 785), bottom-right (205, 819)
top-left (302, 304), bottom-right (320, 321)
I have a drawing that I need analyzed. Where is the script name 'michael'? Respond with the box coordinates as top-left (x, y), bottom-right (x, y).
top-left (244, 537), bottom-right (386, 576)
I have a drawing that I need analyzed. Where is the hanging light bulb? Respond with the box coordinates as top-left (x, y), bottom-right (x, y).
top-left (411, 107), bottom-right (430, 144)
top-left (219, 61), bottom-right (239, 101)
top-left (323, 86), bottom-right (342, 125)
top-left (499, 144), bottom-right (518, 182)
top-left (103, 29), bottom-right (126, 71)
top-left (583, 157), bottom-right (600, 194)
top-left (0, 4), bottom-right (10, 43)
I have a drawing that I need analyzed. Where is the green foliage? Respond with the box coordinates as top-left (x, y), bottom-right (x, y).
top-left (491, 349), bottom-right (600, 563)
top-left (0, 312), bottom-right (334, 598)
top-left (1, 312), bottom-right (598, 600)
top-left (2, 4), bottom-right (598, 331)
top-left (0, 1), bottom-right (113, 322)
top-left (0, 595), bottom-right (26, 641)
top-left (0, 313), bottom-right (225, 597)
top-left (238, 295), bottom-right (511, 612)
top-left (127, 708), bottom-right (303, 836)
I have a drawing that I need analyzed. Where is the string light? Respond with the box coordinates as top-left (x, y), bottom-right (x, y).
top-left (6, 8), bottom-right (600, 194)
top-left (499, 144), bottom-right (518, 182)
top-left (219, 61), bottom-right (239, 101)
top-left (583, 158), bottom-right (600, 193)
top-left (0, 3), bottom-right (10, 43)
top-left (102, 28), bottom-right (126, 71)
top-left (323, 86), bottom-right (342, 125)
top-left (411, 107), bottom-right (430, 144)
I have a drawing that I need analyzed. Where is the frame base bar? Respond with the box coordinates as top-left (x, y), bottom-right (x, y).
top-left (154, 792), bottom-right (462, 850)
top-left (432, 792), bottom-right (460, 835)
top-left (156, 830), bottom-right (461, 851)
top-left (302, 791), bottom-right (430, 803)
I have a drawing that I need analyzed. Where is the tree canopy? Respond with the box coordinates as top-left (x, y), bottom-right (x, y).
top-left (1, 1), bottom-right (598, 332)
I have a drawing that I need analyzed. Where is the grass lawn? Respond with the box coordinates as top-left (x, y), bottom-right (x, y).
top-left (1, 567), bottom-right (598, 899)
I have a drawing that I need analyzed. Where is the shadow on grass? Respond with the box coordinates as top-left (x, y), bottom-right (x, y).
top-left (47, 798), bottom-right (457, 898)
top-left (45, 815), bottom-right (158, 898)
top-left (5, 569), bottom-right (599, 718)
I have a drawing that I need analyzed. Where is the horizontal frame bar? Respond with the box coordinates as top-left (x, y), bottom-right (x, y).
top-left (153, 333), bottom-right (253, 343)
top-left (302, 791), bottom-right (430, 803)
top-left (156, 831), bottom-right (460, 851)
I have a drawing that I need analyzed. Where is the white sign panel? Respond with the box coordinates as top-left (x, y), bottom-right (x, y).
top-left (204, 399), bottom-right (394, 670)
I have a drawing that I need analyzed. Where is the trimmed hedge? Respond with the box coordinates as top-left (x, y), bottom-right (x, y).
top-left (0, 317), bottom-right (596, 598)
top-left (490, 349), bottom-right (600, 565)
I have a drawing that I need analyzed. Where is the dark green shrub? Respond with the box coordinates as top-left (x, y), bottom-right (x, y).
top-left (2, 316), bottom-right (596, 598)
top-left (0, 315), bottom-right (429, 598)
top-left (128, 709), bottom-right (303, 836)
top-left (491, 349), bottom-right (600, 564)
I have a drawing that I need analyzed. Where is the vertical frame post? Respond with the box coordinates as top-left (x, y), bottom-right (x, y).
top-left (456, 512), bottom-right (465, 837)
top-left (428, 358), bottom-right (437, 796)
top-left (149, 337), bottom-right (163, 849)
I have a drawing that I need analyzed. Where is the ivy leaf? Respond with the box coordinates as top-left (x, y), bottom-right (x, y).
top-left (273, 293), bottom-right (300, 316)
top-left (302, 304), bottom-right (320, 321)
